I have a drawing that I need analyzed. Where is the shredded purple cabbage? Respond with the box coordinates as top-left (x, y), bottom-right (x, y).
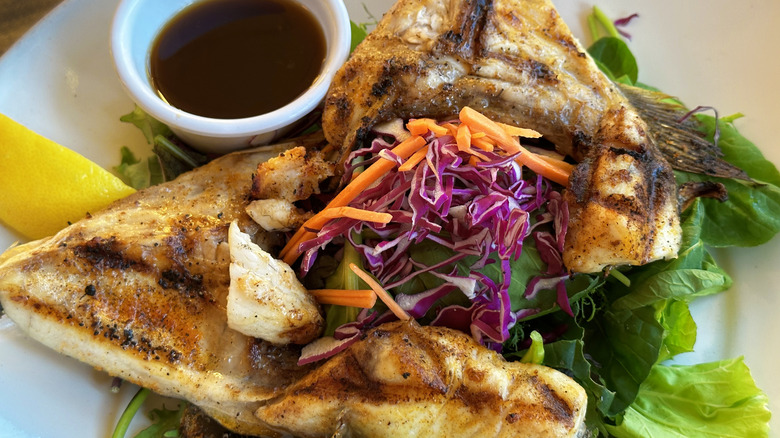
top-left (614, 13), bottom-right (639, 39)
top-left (299, 120), bottom-right (570, 357)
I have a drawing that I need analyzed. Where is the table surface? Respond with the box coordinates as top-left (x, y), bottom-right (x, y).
top-left (0, 0), bottom-right (63, 55)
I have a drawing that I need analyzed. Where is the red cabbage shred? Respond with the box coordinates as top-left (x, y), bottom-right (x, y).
top-left (297, 121), bottom-right (570, 353)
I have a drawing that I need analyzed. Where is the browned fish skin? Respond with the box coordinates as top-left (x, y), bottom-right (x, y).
top-left (255, 321), bottom-right (588, 438)
top-left (0, 136), bottom-right (330, 436)
top-left (322, 0), bottom-right (682, 273)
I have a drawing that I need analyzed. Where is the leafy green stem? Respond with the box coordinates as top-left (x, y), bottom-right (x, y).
top-left (591, 6), bottom-right (621, 39)
top-left (154, 135), bottom-right (201, 169)
top-left (112, 387), bottom-right (150, 438)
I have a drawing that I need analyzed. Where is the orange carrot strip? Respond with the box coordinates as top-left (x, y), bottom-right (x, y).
top-left (497, 121), bottom-right (542, 138)
top-left (538, 154), bottom-right (576, 174)
top-left (280, 135), bottom-right (427, 263)
top-left (349, 263), bottom-right (411, 321)
top-left (309, 289), bottom-right (377, 309)
top-left (471, 131), bottom-right (487, 139)
top-left (471, 136), bottom-right (495, 152)
top-left (524, 144), bottom-right (566, 160)
top-left (468, 155), bottom-right (479, 167)
top-left (407, 118), bottom-right (449, 137)
top-left (441, 122), bottom-right (460, 137)
top-left (456, 124), bottom-right (472, 152)
top-left (302, 207), bottom-right (392, 231)
top-left (398, 144), bottom-right (429, 172)
top-left (459, 107), bottom-right (570, 185)
top-left (327, 135), bottom-right (426, 208)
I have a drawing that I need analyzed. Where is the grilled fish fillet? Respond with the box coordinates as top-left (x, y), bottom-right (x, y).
top-left (322, 0), bottom-right (682, 273)
top-left (0, 136), bottom-right (330, 436)
top-left (255, 320), bottom-right (587, 438)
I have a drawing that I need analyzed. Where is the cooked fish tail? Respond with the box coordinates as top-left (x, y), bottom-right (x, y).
top-left (618, 83), bottom-right (749, 180)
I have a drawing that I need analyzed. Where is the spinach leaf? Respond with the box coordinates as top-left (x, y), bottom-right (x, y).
top-left (350, 21), bottom-right (368, 53)
top-left (542, 328), bottom-right (616, 436)
top-left (584, 304), bottom-right (664, 417)
top-left (588, 37), bottom-right (638, 85)
top-left (675, 115), bottom-right (780, 247)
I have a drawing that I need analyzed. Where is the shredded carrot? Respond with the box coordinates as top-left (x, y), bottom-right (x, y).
top-left (398, 145), bottom-right (429, 172)
top-left (537, 154), bottom-right (576, 174)
top-left (468, 155), bottom-right (479, 167)
top-left (497, 121), bottom-right (542, 139)
top-left (459, 106), bottom-right (571, 185)
top-left (309, 289), bottom-right (377, 308)
top-left (348, 263), bottom-right (411, 321)
top-left (280, 135), bottom-right (427, 264)
top-left (471, 131), bottom-right (487, 139)
top-left (280, 230), bottom-right (309, 264)
top-left (441, 122), bottom-right (460, 137)
top-left (456, 124), bottom-right (472, 152)
top-left (471, 136), bottom-right (495, 152)
top-left (302, 207), bottom-right (392, 231)
top-left (406, 118), bottom-right (449, 137)
top-left (326, 135), bottom-right (426, 209)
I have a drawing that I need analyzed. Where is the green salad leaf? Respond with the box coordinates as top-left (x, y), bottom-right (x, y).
top-left (606, 357), bottom-right (771, 438)
top-left (588, 37), bottom-right (638, 85)
top-left (134, 403), bottom-right (187, 438)
top-left (114, 146), bottom-right (164, 190)
top-left (117, 106), bottom-right (207, 188)
top-left (675, 115), bottom-right (780, 247)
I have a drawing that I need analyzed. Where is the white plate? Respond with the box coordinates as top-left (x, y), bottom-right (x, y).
top-left (0, 0), bottom-right (778, 436)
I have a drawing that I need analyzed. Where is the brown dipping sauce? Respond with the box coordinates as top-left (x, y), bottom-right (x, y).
top-left (150, 0), bottom-right (326, 119)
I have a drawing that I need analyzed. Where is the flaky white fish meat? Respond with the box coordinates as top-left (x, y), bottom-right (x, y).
top-left (322, 0), bottom-right (683, 273)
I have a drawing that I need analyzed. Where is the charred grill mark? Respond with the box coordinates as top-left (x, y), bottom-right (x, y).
top-left (158, 268), bottom-right (204, 298)
top-left (371, 75), bottom-right (394, 98)
top-left (452, 384), bottom-right (503, 414)
top-left (601, 194), bottom-right (642, 217)
top-left (435, 0), bottom-right (491, 61)
top-left (482, 51), bottom-right (560, 85)
top-left (72, 237), bottom-right (140, 271)
top-left (530, 375), bottom-right (576, 427)
top-left (524, 58), bottom-right (557, 82)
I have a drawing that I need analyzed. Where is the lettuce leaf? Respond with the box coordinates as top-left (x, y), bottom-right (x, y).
top-left (606, 357), bottom-right (771, 438)
top-left (114, 146), bottom-right (163, 190)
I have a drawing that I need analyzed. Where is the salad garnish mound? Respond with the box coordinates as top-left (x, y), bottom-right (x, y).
top-left (289, 108), bottom-right (576, 359)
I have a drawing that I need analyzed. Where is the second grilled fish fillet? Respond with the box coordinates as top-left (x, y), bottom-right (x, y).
top-left (322, 0), bottom-right (682, 273)
top-left (256, 320), bottom-right (587, 438)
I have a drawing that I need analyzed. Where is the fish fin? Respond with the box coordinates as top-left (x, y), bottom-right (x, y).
top-left (618, 83), bottom-right (750, 180)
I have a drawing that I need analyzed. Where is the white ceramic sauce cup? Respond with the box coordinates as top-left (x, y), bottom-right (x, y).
top-left (111, 0), bottom-right (351, 153)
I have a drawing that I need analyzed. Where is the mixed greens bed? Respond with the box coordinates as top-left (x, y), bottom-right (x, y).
top-left (111, 7), bottom-right (778, 438)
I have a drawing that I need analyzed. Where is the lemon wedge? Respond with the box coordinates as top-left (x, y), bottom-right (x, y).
top-left (0, 113), bottom-right (136, 240)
